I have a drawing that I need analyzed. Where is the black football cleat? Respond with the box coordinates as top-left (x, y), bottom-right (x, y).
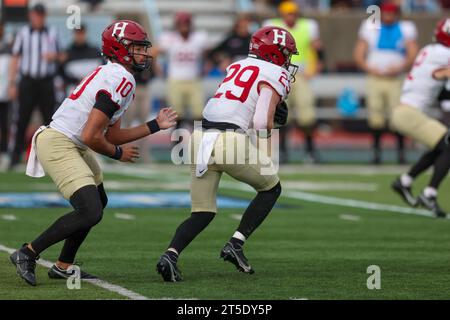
top-left (48, 264), bottom-right (97, 280)
top-left (417, 193), bottom-right (447, 218)
top-left (220, 242), bottom-right (254, 274)
top-left (10, 246), bottom-right (38, 286)
top-left (156, 254), bottom-right (183, 282)
top-left (391, 178), bottom-right (417, 207)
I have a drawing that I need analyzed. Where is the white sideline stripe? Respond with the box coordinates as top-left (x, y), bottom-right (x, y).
top-left (230, 214), bottom-right (242, 221)
top-left (339, 214), bottom-right (361, 222)
top-left (0, 244), bottom-right (149, 300)
top-left (282, 181), bottom-right (377, 191)
top-left (2, 214), bottom-right (17, 221)
top-left (284, 190), bottom-right (433, 217)
top-left (114, 213), bottom-right (136, 220)
top-left (220, 181), bottom-right (435, 218)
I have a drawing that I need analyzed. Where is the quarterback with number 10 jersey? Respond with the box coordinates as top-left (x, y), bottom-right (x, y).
top-left (50, 61), bottom-right (136, 146)
top-left (202, 57), bottom-right (291, 130)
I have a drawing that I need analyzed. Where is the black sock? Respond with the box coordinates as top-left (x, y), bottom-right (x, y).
top-left (229, 237), bottom-right (244, 249)
top-left (20, 245), bottom-right (37, 260)
top-left (168, 212), bottom-right (215, 254)
top-left (237, 182), bottom-right (282, 239)
top-left (30, 185), bottom-right (103, 255)
top-left (165, 250), bottom-right (179, 263)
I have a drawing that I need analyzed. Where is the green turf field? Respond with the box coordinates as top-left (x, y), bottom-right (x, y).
top-left (1, 164), bottom-right (450, 299)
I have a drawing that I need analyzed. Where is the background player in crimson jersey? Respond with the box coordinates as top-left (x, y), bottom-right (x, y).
top-left (156, 26), bottom-right (298, 282)
top-left (391, 18), bottom-right (450, 218)
top-left (9, 20), bottom-right (177, 286)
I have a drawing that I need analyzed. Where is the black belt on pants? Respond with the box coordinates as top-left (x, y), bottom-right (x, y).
top-left (201, 118), bottom-right (241, 131)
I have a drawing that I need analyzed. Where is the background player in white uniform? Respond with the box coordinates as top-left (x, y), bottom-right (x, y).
top-left (155, 11), bottom-right (209, 126)
top-left (391, 18), bottom-right (450, 218)
top-left (10, 20), bottom-right (177, 286)
top-left (156, 26), bottom-right (298, 282)
top-left (354, 2), bottom-right (418, 164)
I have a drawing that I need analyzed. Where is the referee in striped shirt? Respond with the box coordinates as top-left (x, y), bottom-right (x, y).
top-left (8, 3), bottom-right (61, 169)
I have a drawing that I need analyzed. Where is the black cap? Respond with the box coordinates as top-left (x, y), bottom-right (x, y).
top-left (30, 3), bottom-right (47, 15)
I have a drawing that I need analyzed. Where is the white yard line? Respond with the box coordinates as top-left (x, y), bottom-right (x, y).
top-left (1, 214), bottom-right (17, 221)
top-left (282, 181), bottom-right (377, 191)
top-left (114, 213), bottom-right (136, 220)
top-left (278, 164), bottom-right (415, 175)
top-left (339, 214), bottom-right (361, 222)
top-left (0, 244), bottom-right (149, 300)
top-left (218, 181), bottom-right (435, 218)
top-left (283, 190), bottom-right (434, 217)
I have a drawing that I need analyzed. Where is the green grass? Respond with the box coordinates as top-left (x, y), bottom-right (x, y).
top-left (1, 165), bottom-right (450, 299)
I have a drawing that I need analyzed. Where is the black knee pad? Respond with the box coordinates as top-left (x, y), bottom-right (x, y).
top-left (97, 183), bottom-right (108, 209)
top-left (70, 185), bottom-right (104, 228)
top-left (261, 182), bottom-right (282, 200)
top-left (191, 211), bottom-right (216, 224)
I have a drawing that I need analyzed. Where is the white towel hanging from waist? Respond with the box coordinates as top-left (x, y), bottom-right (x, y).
top-left (25, 126), bottom-right (47, 178)
top-left (195, 131), bottom-right (220, 177)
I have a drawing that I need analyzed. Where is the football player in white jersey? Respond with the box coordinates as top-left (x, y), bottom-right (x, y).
top-left (155, 11), bottom-right (209, 126)
top-left (10, 20), bottom-right (177, 286)
top-left (391, 18), bottom-right (450, 218)
top-left (156, 26), bottom-right (298, 281)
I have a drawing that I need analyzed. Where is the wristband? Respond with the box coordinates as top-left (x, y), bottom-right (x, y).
top-left (146, 119), bottom-right (160, 134)
top-left (110, 145), bottom-right (123, 160)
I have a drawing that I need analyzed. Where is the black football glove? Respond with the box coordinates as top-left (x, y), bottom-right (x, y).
top-left (274, 100), bottom-right (288, 128)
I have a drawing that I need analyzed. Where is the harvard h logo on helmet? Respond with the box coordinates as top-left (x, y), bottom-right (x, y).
top-left (112, 21), bottom-right (129, 38)
top-left (102, 19), bottom-right (152, 72)
top-left (272, 29), bottom-right (287, 46)
top-left (249, 26), bottom-right (298, 80)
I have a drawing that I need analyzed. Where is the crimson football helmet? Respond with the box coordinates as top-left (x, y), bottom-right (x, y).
top-left (249, 26), bottom-right (298, 79)
top-left (174, 11), bottom-right (192, 26)
top-left (102, 20), bottom-right (152, 72)
top-left (434, 18), bottom-right (450, 48)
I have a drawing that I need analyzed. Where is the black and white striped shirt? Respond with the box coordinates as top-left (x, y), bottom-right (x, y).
top-left (12, 24), bottom-right (59, 79)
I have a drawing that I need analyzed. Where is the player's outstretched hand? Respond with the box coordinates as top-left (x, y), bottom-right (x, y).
top-left (120, 145), bottom-right (140, 163)
top-left (156, 107), bottom-right (178, 130)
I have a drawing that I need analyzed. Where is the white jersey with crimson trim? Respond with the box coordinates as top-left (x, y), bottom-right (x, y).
top-left (202, 57), bottom-right (291, 130)
top-left (401, 43), bottom-right (450, 111)
top-left (50, 61), bottom-right (136, 146)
